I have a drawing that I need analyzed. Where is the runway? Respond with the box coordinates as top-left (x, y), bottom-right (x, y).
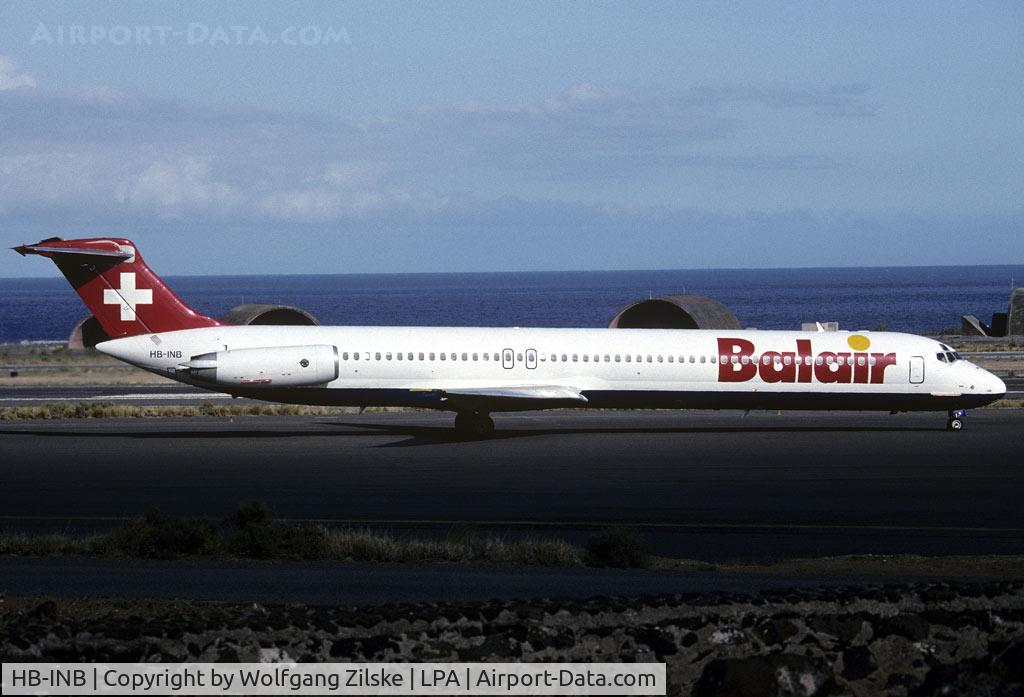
top-left (1, 409), bottom-right (1022, 561)
top-left (0, 383), bottom-right (238, 405)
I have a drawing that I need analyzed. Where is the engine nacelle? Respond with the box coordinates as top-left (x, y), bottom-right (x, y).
top-left (181, 345), bottom-right (338, 388)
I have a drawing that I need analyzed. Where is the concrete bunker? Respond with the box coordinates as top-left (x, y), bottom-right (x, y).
top-left (608, 294), bottom-right (741, 330)
top-left (217, 303), bottom-right (319, 326)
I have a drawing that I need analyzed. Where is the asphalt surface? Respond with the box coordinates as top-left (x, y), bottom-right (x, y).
top-left (2, 377), bottom-right (1022, 405)
top-left (0, 556), bottom-right (990, 605)
top-left (2, 409), bottom-right (1023, 560)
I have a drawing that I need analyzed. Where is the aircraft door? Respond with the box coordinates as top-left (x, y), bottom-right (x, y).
top-left (525, 349), bottom-right (537, 369)
top-left (909, 356), bottom-right (925, 384)
top-left (502, 348), bottom-right (514, 369)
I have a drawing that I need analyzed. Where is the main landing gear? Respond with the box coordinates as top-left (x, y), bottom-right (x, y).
top-left (946, 408), bottom-right (967, 432)
top-left (454, 411), bottom-right (495, 439)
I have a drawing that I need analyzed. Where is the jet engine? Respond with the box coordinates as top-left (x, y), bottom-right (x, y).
top-left (180, 345), bottom-right (338, 387)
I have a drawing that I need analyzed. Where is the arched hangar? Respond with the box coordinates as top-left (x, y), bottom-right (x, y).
top-left (608, 294), bottom-right (741, 330)
top-left (67, 303), bottom-right (320, 349)
top-left (217, 303), bottom-right (319, 327)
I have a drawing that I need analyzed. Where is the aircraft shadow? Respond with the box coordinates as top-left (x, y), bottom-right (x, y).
top-left (324, 420), bottom-right (942, 448)
top-left (0, 420), bottom-right (943, 446)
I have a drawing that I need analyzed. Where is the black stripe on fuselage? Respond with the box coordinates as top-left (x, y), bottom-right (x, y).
top-left (215, 387), bottom-right (1002, 412)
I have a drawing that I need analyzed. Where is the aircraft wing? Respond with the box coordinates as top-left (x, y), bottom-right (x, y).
top-left (428, 385), bottom-right (588, 409)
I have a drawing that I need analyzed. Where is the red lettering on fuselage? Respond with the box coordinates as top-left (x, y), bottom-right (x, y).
top-left (716, 338), bottom-right (896, 385)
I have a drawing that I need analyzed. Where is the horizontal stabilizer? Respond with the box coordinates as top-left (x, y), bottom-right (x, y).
top-left (13, 239), bottom-right (133, 260)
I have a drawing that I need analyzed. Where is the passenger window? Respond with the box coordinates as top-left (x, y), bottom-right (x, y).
top-left (354, 352), bottom-right (360, 361)
top-left (440, 353), bottom-right (446, 361)
top-left (857, 356), bottom-right (865, 366)
top-left (519, 354), bottom-right (525, 362)
top-left (421, 353), bottom-right (427, 361)
top-left (451, 353), bottom-right (457, 361)
top-left (374, 352), bottom-right (381, 360)
top-left (582, 354), bottom-right (589, 362)
top-left (615, 354), bottom-right (621, 362)
top-left (708, 355), bottom-right (714, 364)
top-left (572, 354), bottom-right (579, 362)
top-left (815, 356), bottom-right (824, 366)
top-left (604, 355), bottom-right (610, 362)
top-left (461, 353), bottom-right (467, 361)
top-left (386, 353), bottom-right (392, 360)
top-left (342, 352), bottom-right (349, 360)
top-left (396, 353), bottom-right (402, 360)
top-left (657, 355), bottom-right (663, 363)
top-left (408, 353), bottom-right (413, 361)
top-left (646, 355), bottom-right (653, 363)
top-left (784, 355), bottom-right (792, 366)
top-left (740, 356), bottom-right (749, 365)
top-left (551, 354), bottom-right (557, 362)
top-left (472, 353), bottom-right (477, 361)
top-left (593, 354), bottom-right (599, 362)
top-left (625, 355), bottom-right (631, 363)
top-left (868, 356), bottom-right (876, 366)
top-left (668, 355), bottom-right (674, 363)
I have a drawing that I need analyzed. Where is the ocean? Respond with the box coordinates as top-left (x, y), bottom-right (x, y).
top-left (1, 265), bottom-right (1021, 343)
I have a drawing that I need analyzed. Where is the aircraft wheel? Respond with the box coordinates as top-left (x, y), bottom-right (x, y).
top-left (454, 412), bottom-right (495, 439)
top-left (947, 418), bottom-right (964, 431)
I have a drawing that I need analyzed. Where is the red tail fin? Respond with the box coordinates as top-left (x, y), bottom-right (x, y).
top-left (14, 237), bottom-right (222, 339)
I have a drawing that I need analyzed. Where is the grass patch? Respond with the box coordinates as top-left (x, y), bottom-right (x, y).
top-left (95, 511), bottom-right (219, 559)
top-left (584, 527), bottom-right (651, 568)
top-left (0, 401), bottom-right (420, 420)
top-left (0, 504), bottom-right (584, 566)
top-left (0, 402), bottom-right (348, 420)
top-left (7, 510), bottom-right (1024, 576)
top-left (983, 399), bottom-right (1024, 409)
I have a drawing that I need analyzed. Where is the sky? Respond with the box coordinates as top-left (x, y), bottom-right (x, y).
top-left (0, 1), bottom-right (1022, 277)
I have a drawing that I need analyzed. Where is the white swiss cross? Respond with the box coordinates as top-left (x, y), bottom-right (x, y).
top-left (103, 272), bottom-right (153, 321)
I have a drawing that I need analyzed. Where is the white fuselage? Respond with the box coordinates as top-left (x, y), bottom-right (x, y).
top-left (97, 325), bottom-right (1006, 413)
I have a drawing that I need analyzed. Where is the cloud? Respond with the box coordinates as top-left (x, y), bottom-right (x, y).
top-left (0, 55), bottom-right (35, 91)
top-left (0, 69), bottom-right (878, 227)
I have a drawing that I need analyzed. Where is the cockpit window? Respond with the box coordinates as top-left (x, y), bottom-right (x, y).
top-left (937, 352), bottom-right (948, 363)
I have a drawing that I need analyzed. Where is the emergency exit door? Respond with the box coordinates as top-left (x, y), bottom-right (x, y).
top-left (909, 356), bottom-right (925, 384)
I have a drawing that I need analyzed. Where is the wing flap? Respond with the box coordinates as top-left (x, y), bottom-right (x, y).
top-left (425, 385), bottom-right (588, 409)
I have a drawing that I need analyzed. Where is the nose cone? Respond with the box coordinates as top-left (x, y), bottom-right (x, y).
top-left (988, 371), bottom-right (1007, 396)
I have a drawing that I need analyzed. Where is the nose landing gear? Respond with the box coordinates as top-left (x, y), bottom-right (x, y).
top-left (946, 408), bottom-right (967, 431)
top-left (454, 411), bottom-right (495, 439)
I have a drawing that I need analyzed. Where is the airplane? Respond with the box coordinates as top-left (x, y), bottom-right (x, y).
top-left (14, 236), bottom-right (1006, 436)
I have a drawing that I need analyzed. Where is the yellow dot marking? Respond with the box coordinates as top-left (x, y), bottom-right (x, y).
top-left (848, 334), bottom-right (871, 351)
